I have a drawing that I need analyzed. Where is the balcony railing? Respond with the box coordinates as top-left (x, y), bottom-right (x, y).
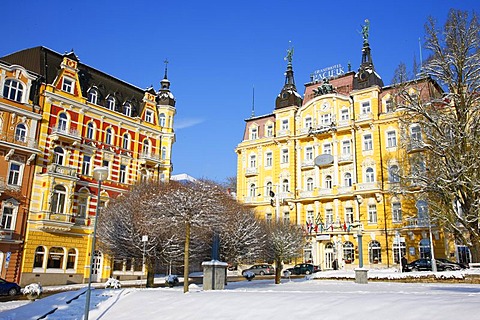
top-left (0, 132), bottom-right (39, 149)
top-left (139, 152), bottom-right (162, 164)
top-left (47, 164), bottom-right (78, 177)
top-left (50, 126), bottom-right (81, 142)
top-left (0, 177), bottom-right (5, 192)
top-left (356, 182), bottom-right (380, 191)
top-left (405, 217), bottom-right (435, 228)
top-left (245, 167), bottom-right (258, 176)
top-left (0, 229), bottom-right (13, 240)
top-left (30, 211), bottom-right (90, 231)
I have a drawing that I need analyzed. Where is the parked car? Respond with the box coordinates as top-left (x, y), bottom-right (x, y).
top-left (436, 258), bottom-right (468, 270)
top-left (405, 258), bottom-right (464, 272)
top-left (0, 278), bottom-right (21, 296)
top-left (285, 263), bottom-right (320, 275)
top-left (241, 264), bottom-right (274, 276)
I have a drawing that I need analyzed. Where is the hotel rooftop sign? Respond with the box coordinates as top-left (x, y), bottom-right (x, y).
top-left (311, 64), bottom-right (345, 81)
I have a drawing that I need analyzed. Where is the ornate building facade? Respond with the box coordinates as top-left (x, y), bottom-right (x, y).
top-left (0, 60), bottom-right (42, 283)
top-left (236, 36), bottom-right (453, 270)
top-left (1, 47), bottom-right (176, 285)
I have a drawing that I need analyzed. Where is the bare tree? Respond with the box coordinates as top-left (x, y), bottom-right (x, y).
top-left (153, 179), bottom-right (228, 293)
top-left (393, 9), bottom-right (480, 262)
top-left (263, 221), bottom-right (304, 284)
top-left (98, 182), bottom-right (183, 287)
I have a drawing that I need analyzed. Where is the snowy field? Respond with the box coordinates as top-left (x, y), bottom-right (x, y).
top-left (1, 269), bottom-right (480, 320)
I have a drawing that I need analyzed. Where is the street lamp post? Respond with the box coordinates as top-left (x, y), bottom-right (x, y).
top-left (84, 166), bottom-right (109, 320)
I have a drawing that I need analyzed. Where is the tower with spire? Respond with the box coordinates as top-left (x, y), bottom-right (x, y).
top-left (353, 19), bottom-right (384, 90)
top-left (275, 45), bottom-right (303, 109)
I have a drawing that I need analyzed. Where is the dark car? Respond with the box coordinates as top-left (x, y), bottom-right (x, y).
top-left (285, 263), bottom-right (320, 275)
top-left (405, 258), bottom-right (464, 272)
top-left (242, 264), bottom-right (274, 276)
top-left (0, 278), bottom-right (21, 296)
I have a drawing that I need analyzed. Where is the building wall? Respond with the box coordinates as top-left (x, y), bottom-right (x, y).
top-left (0, 61), bottom-right (41, 283)
top-left (1, 48), bottom-right (176, 286)
top-left (236, 65), bottom-right (446, 270)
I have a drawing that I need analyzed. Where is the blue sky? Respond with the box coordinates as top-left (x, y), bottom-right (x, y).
top-left (2, 1), bottom-right (477, 183)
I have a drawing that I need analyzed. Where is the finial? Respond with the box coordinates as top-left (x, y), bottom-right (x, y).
top-left (163, 58), bottom-right (169, 79)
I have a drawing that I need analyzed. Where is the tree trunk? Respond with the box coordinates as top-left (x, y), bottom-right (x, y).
top-left (146, 258), bottom-right (155, 288)
top-left (183, 221), bottom-right (191, 293)
top-left (275, 259), bottom-right (282, 284)
top-left (469, 234), bottom-right (480, 263)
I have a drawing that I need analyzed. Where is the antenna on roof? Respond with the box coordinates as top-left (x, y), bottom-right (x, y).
top-left (251, 86), bottom-right (255, 118)
top-left (418, 37), bottom-right (423, 72)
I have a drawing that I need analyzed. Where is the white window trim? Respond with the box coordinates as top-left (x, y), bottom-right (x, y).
top-left (1, 199), bottom-right (19, 230)
top-left (62, 77), bottom-right (75, 94)
top-left (7, 161), bottom-right (24, 186)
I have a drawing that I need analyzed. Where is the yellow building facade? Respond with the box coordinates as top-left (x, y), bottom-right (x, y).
top-left (236, 40), bottom-right (454, 270)
top-left (1, 47), bottom-right (176, 285)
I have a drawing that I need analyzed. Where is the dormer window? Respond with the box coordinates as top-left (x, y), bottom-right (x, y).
top-left (106, 96), bottom-right (116, 111)
top-left (88, 89), bottom-right (98, 104)
top-left (62, 77), bottom-right (74, 93)
top-left (250, 126), bottom-right (258, 140)
top-left (145, 110), bottom-right (154, 123)
top-left (124, 103), bottom-right (132, 117)
top-left (3, 79), bottom-right (24, 102)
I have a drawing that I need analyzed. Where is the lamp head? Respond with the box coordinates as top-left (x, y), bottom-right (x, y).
top-left (93, 166), bottom-right (109, 182)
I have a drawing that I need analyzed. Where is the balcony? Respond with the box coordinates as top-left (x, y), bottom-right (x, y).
top-left (138, 152), bottom-right (162, 166)
top-left (407, 140), bottom-right (426, 153)
top-left (357, 112), bottom-right (373, 121)
top-left (355, 182), bottom-right (380, 191)
top-left (245, 167), bottom-right (258, 176)
top-left (47, 164), bottom-right (78, 179)
top-left (299, 190), bottom-right (315, 198)
top-left (50, 126), bottom-right (81, 144)
top-left (301, 160), bottom-right (315, 169)
top-left (29, 211), bottom-right (90, 232)
top-left (337, 186), bottom-right (353, 195)
top-left (309, 123), bottom-right (336, 136)
top-left (0, 132), bottom-right (39, 153)
top-left (405, 217), bottom-right (434, 228)
top-left (338, 154), bottom-right (353, 164)
top-left (0, 229), bottom-right (13, 240)
top-left (0, 177), bottom-right (5, 193)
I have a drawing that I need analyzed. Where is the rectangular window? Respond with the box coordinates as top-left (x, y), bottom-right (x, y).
top-left (361, 101), bottom-right (371, 114)
top-left (283, 212), bottom-right (290, 224)
top-left (281, 149), bottom-right (289, 163)
top-left (305, 147), bottom-right (313, 160)
top-left (323, 143), bottom-right (332, 155)
top-left (145, 110), bottom-right (154, 123)
top-left (342, 140), bottom-right (351, 155)
top-left (249, 155), bottom-right (256, 168)
top-left (62, 77), bottom-right (74, 93)
top-left (266, 124), bottom-right (273, 137)
top-left (321, 113), bottom-right (332, 125)
top-left (387, 131), bottom-right (397, 148)
top-left (392, 203), bottom-right (402, 222)
top-left (266, 213), bottom-right (272, 224)
top-left (368, 204), bottom-right (378, 223)
top-left (1, 207), bottom-right (14, 229)
top-left (305, 117), bottom-right (312, 129)
top-left (265, 152), bottom-right (272, 167)
top-left (363, 134), bottom-right (373, 151)
top-left (119, 165), bottom-right (127, 183)
top-left (325, 209), bottom-right (333, 224)
top-left (341, 108), bottom-right (349, 121)
top-left (281, 119), bottom-right (289, 130)
top-left (102, 160), bottom-right (110, 179)
top-left (7, 163), bottom-right (22, 185)
top-left (82, 156), bottom-right (91, 175)
top-left (250, 127), bottom-right (258, 140)
top-left (345, 207), bottom-right (354, 224)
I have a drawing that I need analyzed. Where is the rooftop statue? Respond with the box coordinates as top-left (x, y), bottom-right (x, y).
top-left (361, 19), bottom-right (370, 44)
top-left (285, 44), bottom-right (294, 64)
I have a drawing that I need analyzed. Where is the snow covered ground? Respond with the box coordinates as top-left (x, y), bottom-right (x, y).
top-left (1, 269), bottom-right (480, 320)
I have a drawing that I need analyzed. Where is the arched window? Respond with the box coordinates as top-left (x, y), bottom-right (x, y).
top-left (344, 172), bottom-right (352, 187)
top-left (393, 239), bottom-right (406, 264)
top-left (325, 175), bottom-right (332, 189)
top-left (282, 179), bottom-right (289, 193)
top-left (124, 103), bottom-right (132, 117)
top-left (159, 113), bottom-right (166, 127)
top-left (15, 123), bottom-right (27, 142)
top-left (365, 167), bottom-right (375, 182)
top-left (249, 184), bottom-right (256, 197)
top-left (88, 88), bottom-right (98, 104)
top-left (388, 165), bottom-right (400, 183)
top-left (266, 182), bottom-right (273, 197)
top-left (142, 139), bottom-right (150, 154)
top-left (51, 185), bottom-right (67, 214)
top-left (416, 200), bottom-right (428, 221)
top-left (66, 248), bottom-right (77, 269)
top-left (306, 177), bottom-right (314, 191)
top-left (122, 133), bottom-right (130, 149)
top-left (105, 128), bottom-right (113, 145)
top-left (106, 96), bottom-right (116, 111)
top-left (86, 122), bottom-right (95, 140)
top-left (33, 246), bottom-right (45, 268)
top-left (3, 79), bottom-right (24, 102)
top-left (47, 247), bottom-right (65, 269)
top-left (343, 241), bottom-right (355, 263)
top-left (53, 146), bottom-right (64, 165)
top-left (58, 113), bottom-right (68, 131)
top-left (368, 240), bottom-right (382, 263)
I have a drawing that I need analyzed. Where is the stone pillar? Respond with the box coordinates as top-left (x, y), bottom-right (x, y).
top-left (202, 260), bottom-right (228, 290)
top-left (354, 268), bottom-right (368, 284)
